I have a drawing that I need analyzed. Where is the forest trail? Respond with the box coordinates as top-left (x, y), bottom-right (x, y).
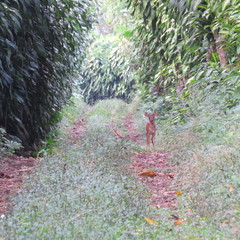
top-left (1, 101), bottom-right (239, 239)
top-left (0, 112), bottom-right (176, 215)
top-left (0, 101), bottom-right (182, 240)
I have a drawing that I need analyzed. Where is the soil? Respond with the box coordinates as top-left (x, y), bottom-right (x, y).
top-left (68, 118), bottom-right (86, 143)
top-left (0, 155), bottom-right (37, 214)
top-left (0, 118), bottom-right (86, 215)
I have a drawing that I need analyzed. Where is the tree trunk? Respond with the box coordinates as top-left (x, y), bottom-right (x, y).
top-left (213, 32), bottom-right (229, 67)
top-left (206, 43), bottom-right (216, 62)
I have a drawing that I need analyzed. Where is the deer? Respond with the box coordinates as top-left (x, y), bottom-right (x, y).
top-left (144, 112), bottom-right (158, 151)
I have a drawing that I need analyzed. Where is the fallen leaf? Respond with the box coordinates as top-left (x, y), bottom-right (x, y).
top-left (162, 202), bottom-right (175, 207)
top-left (150, 203), bottom-right (161, 209)
top-left (174, 219), bottom-right (183, 225)
top-left (163, 190), bottom-right (176, 196)
top-left (229, 184), bottom-right (233, 192)
top-left (144, 217), bottom-right (158, 225)
top-left (171, 215), bottom-right (179, 220)
top-left (138, 171), bottom-right (157, 177)
top-left (176, 191), bottom-right (183, 196)
top-left (113, 128), bottom-right (125, 138)
top-left (167, 172), bottom-right (175, 177)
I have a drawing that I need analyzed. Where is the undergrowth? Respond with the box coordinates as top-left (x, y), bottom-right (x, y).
top-left (0, 128), bottom-right (22, 160)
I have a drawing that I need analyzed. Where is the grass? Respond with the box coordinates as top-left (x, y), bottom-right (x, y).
top-left (154, 103), bottom-right (240, 239)
top-left (0, 98), bottom-right (239, 239)
top-left (0, 99), bottom-right (152, 240)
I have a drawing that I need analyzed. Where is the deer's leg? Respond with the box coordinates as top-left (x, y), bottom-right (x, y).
top-left (152, 133), bottom-right (156, 151)
top-left (146, 134), bottom-right (151, 151)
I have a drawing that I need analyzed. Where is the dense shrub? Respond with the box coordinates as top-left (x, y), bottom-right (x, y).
top-left (0, 0), bottom-right (94, 150)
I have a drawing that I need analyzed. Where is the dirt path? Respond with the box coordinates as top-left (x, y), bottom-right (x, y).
top-left (68, 117), bottom-right (86, 144)
top-left (120, 114), bottom-right (177, 208)
top-left (0, 117), bottom-right (87, 215)
top-left (0, 155), bottom-right (37, 214)
top-left (0, 113), bottom-right (176, 215)
top-left (131, 152), bottom-right (176, 208)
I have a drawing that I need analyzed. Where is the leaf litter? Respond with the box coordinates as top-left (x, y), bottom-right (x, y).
top-left (0, 155), bottom-right (37, 214)
top-left (112, 114), bottom-right (178, 209)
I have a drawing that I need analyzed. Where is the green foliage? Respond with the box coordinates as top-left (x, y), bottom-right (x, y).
top-left (187, 65), bottom-right (240, 112)
top-left (0, 0), bottom-right (94, 150)
top-left (80, 35), bottom-right (135, 105)
top-left (0, 128), bottom-right (22, 158)
top-left (79, 0), bottom-right (136, 105)
top-left (99, 0), bottom-right (134, 36)
top-left (125, 0), bottom-right (240, 119)
top-left (89, 98), bottom-right (130, 120)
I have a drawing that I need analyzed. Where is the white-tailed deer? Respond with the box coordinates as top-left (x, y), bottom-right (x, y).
top-left (144, 112), bottom-right (158, 151)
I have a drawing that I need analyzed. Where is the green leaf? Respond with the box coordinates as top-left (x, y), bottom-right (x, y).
top-left (192, 0), bottom-right (203, 10)
top-left (237, 45), bottom-right (240, 54)
top-left (222, 0), bottom-right (231, 11)
top-left (233, 87), bottom-right (240, 98)
top-left (123, 30), bottom-right (133, 38)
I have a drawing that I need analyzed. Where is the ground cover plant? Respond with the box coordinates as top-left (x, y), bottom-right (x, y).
top-left (1, 0), bottom-right (240, 239)
top-left (0, 0), bottom-right (94, 150)
top-left (0, 99), bottom-right (152, 239)
top-left (1, 98), bottom-right (239, 239)
top-left (153, 100), bottom-right (240, 239)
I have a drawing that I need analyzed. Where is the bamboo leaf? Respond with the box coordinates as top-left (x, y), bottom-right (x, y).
top-left (192, 0), bottom-right (203, 10)
top-left (222, 0), bottom-right (231, 11)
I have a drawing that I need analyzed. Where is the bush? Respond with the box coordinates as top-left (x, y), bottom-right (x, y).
top-left (0, 0), bottom-right (94, 150)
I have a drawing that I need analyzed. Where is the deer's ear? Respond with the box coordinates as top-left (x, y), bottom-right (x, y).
top-left (154, 111), bottom-right (158, 116)
top-left (144, 112), bottom-right (149, 117)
